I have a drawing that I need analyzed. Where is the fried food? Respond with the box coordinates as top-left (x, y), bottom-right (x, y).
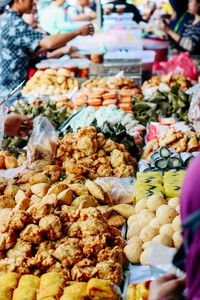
top-left (112, 204), bottom-right (135, 218)
top-left (85, 181), bottom-right (105, 202)
top-left (20, 224), bottom-right (44, 244)
top-left (57, 127), bottom-right (136, 178)
top-left (107, 215), bottom-right (125, 227)
top-left (39, 214), bottom-right (62, 241)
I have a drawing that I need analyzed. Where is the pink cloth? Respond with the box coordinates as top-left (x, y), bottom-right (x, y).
top-left (180, 154), bottom-right (200, 299)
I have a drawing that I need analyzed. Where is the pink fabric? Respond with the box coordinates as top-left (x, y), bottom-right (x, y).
top-left (180, 154), bottom-right (200, 299)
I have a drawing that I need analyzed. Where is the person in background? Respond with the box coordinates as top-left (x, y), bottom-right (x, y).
top-left (4, 114), bottom-right (33, 137)
top-left (107, 0), bottom-right (144, 23)
top-left (169, 0), bottom-right (192, 33)
top-left (149, 153), bottom-right (200, 299)
top-left (0, 0), bottom-right (94, 106)
top-left (22, 1), bottom-right (80, 59)
top-left (158, 0), bottom-right (200, 55)
top-left (67, 0), bottom-right (96, 22)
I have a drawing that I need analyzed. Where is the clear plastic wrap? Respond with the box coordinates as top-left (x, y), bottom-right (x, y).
top-left (0, 104), bottom-right (8, 146)
top-left (0, 116), bottom-right (58, 178)
top-left (188, 90), bottom-right (200, 134)
top-left (27, 116), bottom-right (58, 164)
top-left (95, 177), bottom-right (135, 204)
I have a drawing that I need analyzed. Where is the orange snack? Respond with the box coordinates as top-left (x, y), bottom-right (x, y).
top-left (88, 93), bottom-right (103, 100)
top-left (74, 98), bottom-right (87, 106)
top-left (119, 97), bottom-right (132, 104)
top-left (103, 92), bottom-right (117, 100)
top-left (120, 90), bottom-right (133, 98)
top-left (88, 99), bottom-right (102, 106)
top-left (102, 99), bottom-right (117, 106)
top-left (118, 103), bottom-right (133, 111)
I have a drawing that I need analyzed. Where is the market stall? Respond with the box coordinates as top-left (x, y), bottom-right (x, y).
top-left (0, 65), bottom-right (200, 299)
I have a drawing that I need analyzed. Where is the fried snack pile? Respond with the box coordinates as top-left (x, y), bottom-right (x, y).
top-left (57, 126), bottom-right (138, 179)
top-left (142, 129), bottom-right (200, 160)
top-left (82, 76), bottom-right (141, 90)
top-left (126, 281), bottom-right (151, 300)
top-left (125, 195), bottom-right (182, 265)
top-left (0, 168), bottom-right (126, 282)
top-left (0, 273), bottom-right (120, 300)
top-left (22, 69), bottom-right (80, 96)
top-left (142, 75), bottom-right (191, 91)
top-left (0, 150), bottom-right (26, 170)
top-left (73, 88), bottom-right (139, 113)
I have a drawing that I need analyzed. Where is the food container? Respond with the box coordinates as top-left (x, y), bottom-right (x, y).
top-left (115, 4), bottom-right (126, 15)
top-left (91, 52), bottom-right (104, 64)
top-left (77, 65), bottom-right (89, 78)
top-left (103, 4), bottom-right (114, 15)
top-left (138, 159), bottom-right (151, 172)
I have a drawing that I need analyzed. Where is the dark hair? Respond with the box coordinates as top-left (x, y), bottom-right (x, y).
top-left (0, 0), bottom-right (14, 13)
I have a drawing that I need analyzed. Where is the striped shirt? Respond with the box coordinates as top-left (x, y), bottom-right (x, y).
top-left (178, 19), bottom-right (200, 54)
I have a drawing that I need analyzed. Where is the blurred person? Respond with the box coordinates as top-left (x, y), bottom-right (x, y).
top-left (169, 0), bottom-right (192, 33)
top-left (22, 1), bottom-right (81, 59)
top-left (107, 0), bottom-right (144, 23)
top-left (67, 0), bottom-right (97, 22)
top-left (158, 0), bottom-right (200, 55)
top-left (0, 0), bottom-right (94, 106)
top-left (149, 153), bottom-right (200, 299)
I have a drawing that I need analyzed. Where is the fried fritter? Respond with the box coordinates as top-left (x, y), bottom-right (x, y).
top-left (20, 224), bottom-right (44, 244)
top-left (107, 215), bottom-right (125, 227)
top-left (53, 238), bottom-right (83, 267)
top-left (85, 181), bottom-right (105, 202)
top-left (39, 214), bottom-right (62, 240)
top-left (71, 195), bottom-right (99, 208)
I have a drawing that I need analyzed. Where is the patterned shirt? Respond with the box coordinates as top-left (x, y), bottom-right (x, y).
top-left (0, 9), bottom-right (44, 105)
top-left (178, 19), bottom-right (200, 54)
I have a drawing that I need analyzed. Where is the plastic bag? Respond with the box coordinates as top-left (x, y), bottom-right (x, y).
top-left (188, 90), bottom-right (200, 133)
top-left (27, 116), bottom-right (58, 164)
top-left (153, 52), bottom-right (198, 81)
top-left (0, 116), bottom-right (58, 178)
top-left (95, 177), bottom-right (135, 204)
top-left (0, 104), bottom-right (8, 147)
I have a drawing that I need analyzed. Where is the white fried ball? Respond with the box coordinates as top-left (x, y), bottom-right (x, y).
top-left (140, 248), bottom-right (150, 265)
top-left (139, 225), bottom-right (159, 242)
top-left (160, 224), bottom-right (175, 238)
top-left (127, 221), bottom-right (142, 239)
top-left (138, 209), bottom-right (155, 227)
top-left (142, 241), bottom-right (152, 251)
top-left (128, 214), bottom-right (138, 227)
top-left (152, 233), bottom-right (173, 247)
top-left (149, 218), bottom-right (161, 230)
top-left (147, 195), bottom-right (166, 211)
top-left (172, 216), bottom-right (181, 232)
top-left (156, 205), bottom-right (178, 225)
top-left (135, 198), bottom-right (147, 214)
top-left (173, 231), bottom-right (183, 248)
top-left (127, 236), bottom-right (143, 246)
top-left (168, 197), bottom-right (179, 208)
top-left (124, 242), bottom-right (142, 264)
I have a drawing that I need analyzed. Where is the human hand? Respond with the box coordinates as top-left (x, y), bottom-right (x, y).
top-left (88, 11), bottom-right (97, 19)
top-left (79, 23), bottom-right (94, 36)
top-left (148, 274), bottom-right (186, 300)
top-left (62, 45), bottom-right (78, 55)
top-left (4, 114), bottom-right (33, 137)
top-left (158, 19), bottom-right (169, 32)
